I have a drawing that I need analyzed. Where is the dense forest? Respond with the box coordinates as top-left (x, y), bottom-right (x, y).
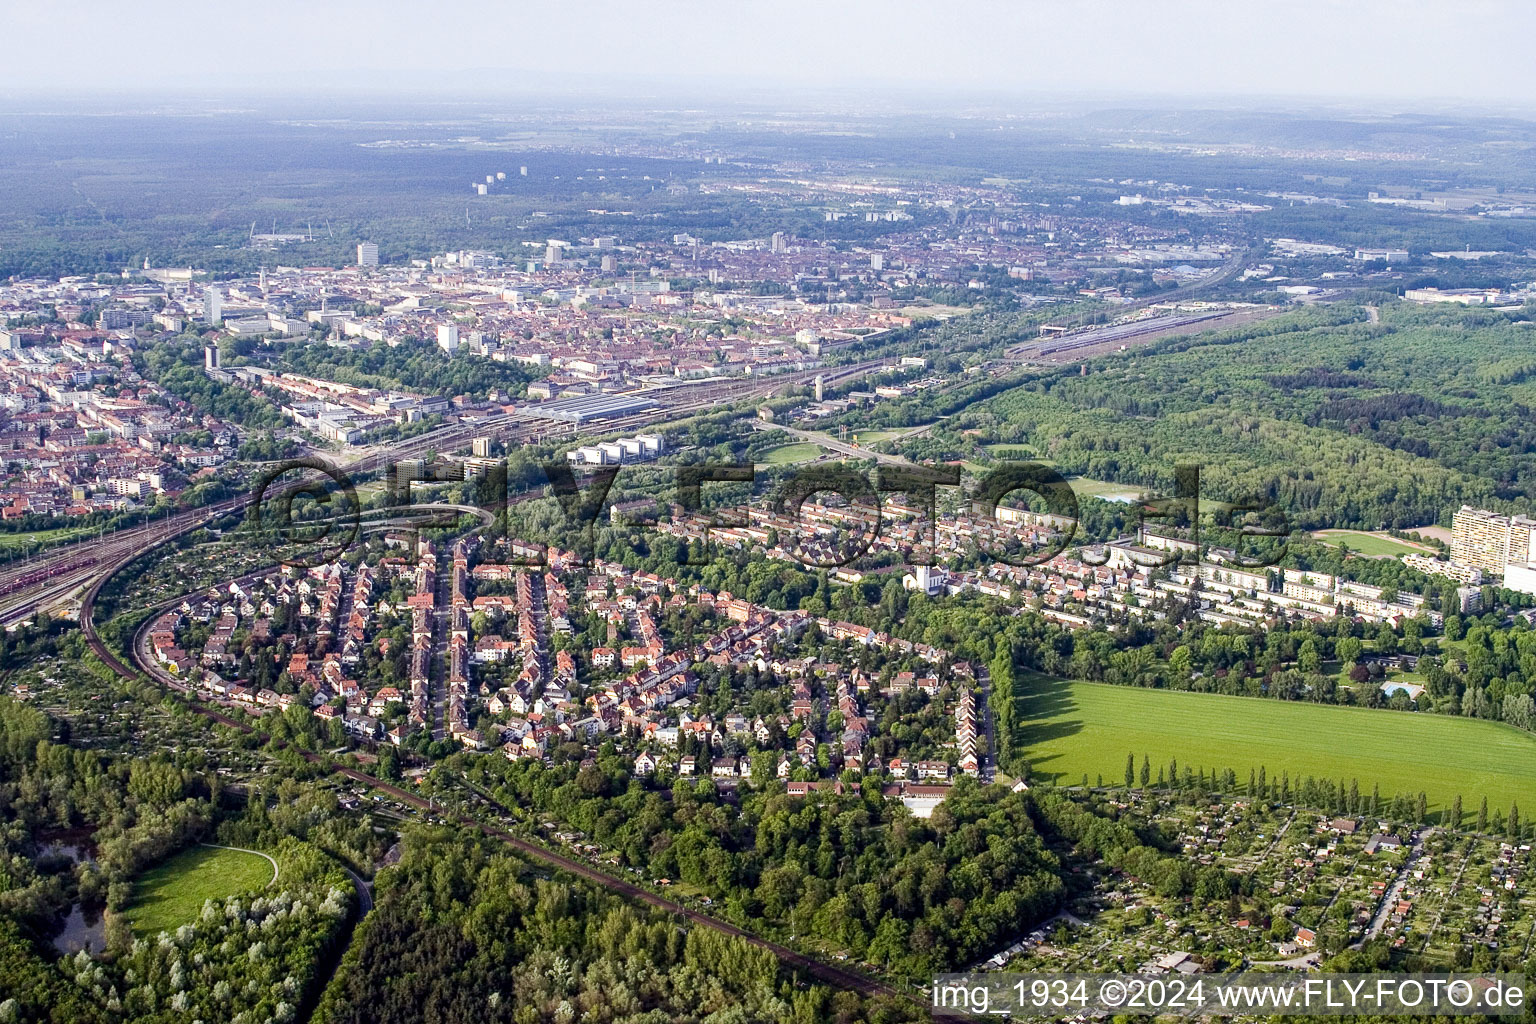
top-left (312, 829), bottom-right (927, 1024)
top-left (0, 695), bottom-right (363, 1024)
top-left (254, 337), bottom-right (541, 400)
top-left (134, 340), bottom-right (288, 430)
top-left (876, 302), bottom-right (1536, 529)
top-left (438, 729), bottom-right (1204, 983)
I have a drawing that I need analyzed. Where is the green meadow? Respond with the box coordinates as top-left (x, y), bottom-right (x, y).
top-left (124, 846), bottom-right (275, 936)
top-left (1016, 674), bottom-right (1536, 817)
top-left (758, 442), bottom-right (824, 465)
top-left (1311, 530), bottom-right (1431, 559)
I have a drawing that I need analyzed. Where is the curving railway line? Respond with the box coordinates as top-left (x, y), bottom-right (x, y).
top-left (79, 500), bottom-right (964, 1022)
top-left (38, 356), bottom-right (963, 1015)
top-left (0, 360), bottom-right (886, 627)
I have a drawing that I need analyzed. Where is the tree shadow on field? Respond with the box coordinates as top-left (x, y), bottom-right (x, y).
top-left (1014, 671), bottom-right (1083, 783)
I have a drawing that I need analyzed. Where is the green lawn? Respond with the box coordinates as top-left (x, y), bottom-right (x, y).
top-left (983, 443), bottom-right (1050, 461)
top-left (0, 526), bottom-right (94, 551)
top-left (1311, 530), bottom-right (1429, 559)
top-left (1066, 476), bottom-right (1144, 502)
top-left (758, 442), bottom-right (823, 465)
top-left (1015, 674), bottom-right (1536, 818)
top-left (849, 429), bottom-right (901, 445)
top-left (124, 846), bottom-right (275, 936)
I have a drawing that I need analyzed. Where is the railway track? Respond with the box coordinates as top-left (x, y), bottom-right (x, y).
top-left (2, 362), bottom-right (886, 624)
top-left (80, 538), bottom-right (959, 1022)
top-left (1005, 246), bottom-right (1259, 358)
top-left (1008, 309), bottom-right (1238, 360)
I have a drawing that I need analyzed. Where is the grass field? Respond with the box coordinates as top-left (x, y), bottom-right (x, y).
top-left (1066, 476), bottom-right (1144, 502)
top-left (899, 304), bottom-right (975, 319)
top-left (849, 429), bottom-right (902, 445)
top-left (983, 444), bottom-right (1050, 461)
top-left (0, 526), bottom-right (94, 551)
top-left (1311, 530), bottom-right (1430, 559)
top-left (758, 442), bottom-right (823, 465)
top-left (1015, 674), bottom-right (1536, 817)
top-left (124, 846), bottom-right (275, 936)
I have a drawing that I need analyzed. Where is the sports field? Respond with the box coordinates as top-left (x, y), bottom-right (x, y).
top-left (1015, 674), bottom-right (1536, 816)
top-left (759, 442), bottom-right (823, 465)
top-left (1311, 530), bottom-right (1431, 558)
top-left (124, 845), bottom-right (276, 936)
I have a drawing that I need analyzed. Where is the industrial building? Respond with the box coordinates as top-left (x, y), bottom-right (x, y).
top-left (565, 433), bottom-right (664, 466)
top-left (525, 393), bottom-right (657, 424)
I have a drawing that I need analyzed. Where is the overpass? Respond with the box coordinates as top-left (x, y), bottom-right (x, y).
top-left (753, 421), bottom-right (920, 467)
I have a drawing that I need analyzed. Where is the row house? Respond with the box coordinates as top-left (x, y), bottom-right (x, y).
top-left (955, 686), bottom-right (979, 776)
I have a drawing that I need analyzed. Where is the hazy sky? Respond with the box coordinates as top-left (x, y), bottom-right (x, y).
top-left (5, 0), bottom-right (1534, 106)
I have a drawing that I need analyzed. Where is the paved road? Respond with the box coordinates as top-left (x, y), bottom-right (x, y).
top-left (1250, 952), bottom-right (1322, 969)
top-left (753, 421), bottom-right (917, 467)
top-left (342, 865), bottom-right (374, 914)
top-left (85, 557), bottom-right (954, 1022)
top-left (1006, 246), bottom-right (1259, 354)
top-left (892, 420), bottom-right (945, 443)
top-left (3, 362), bottom-right (882, 624)
top-left (428, 555), bottom-right (450, 742)
top-left (977, 665), bottom-right (997, 784)
top-left (1352, 830), bottom-right (1424, 949)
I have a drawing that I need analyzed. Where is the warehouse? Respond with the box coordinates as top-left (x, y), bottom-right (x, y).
top-left (523, 393), bottom-right (657, 424)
